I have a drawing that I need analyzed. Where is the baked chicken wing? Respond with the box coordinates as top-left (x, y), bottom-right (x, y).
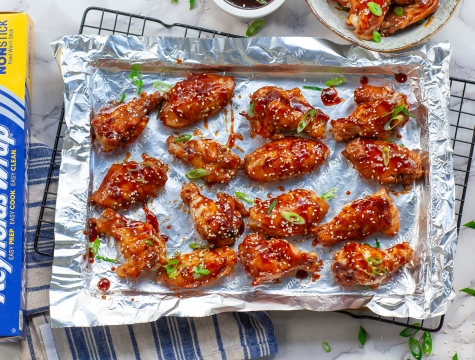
top-left (156, 247), bottom-right (237, 288)
top-left (93, 208), bottom-right (167, 278)
top-left (347, 0), bottom-right (392, 40)
top-left (181, 183), bottom-right (248, 247)
top-left (330, 85), bottom-right (411, 142)
top-left (238, 233), bottom-right (322, 286)
top-left (313, 187), bottom-right (399, 247)
top-left (91, 92), bottom-right (162, 152)
top-left (244, 138), bottom-right (330, 182)
top-left (160, 73), bottom-right (235, 129)
top-left (248, 189), bottom-right (329, 237)
top-left (342, 138), bottom-right (424, 186)
top-left (167, 135), bottom-right (243, 184)
top-left (332, 242), bottom-right (413, 289)
top-left (90, 153), bottom-right (168, 210)
top-left (381, 0), bottom-right (438, 37)
top-left (241, 86), bottom-right (329, 140)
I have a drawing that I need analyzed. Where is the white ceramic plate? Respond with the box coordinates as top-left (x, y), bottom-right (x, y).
top-left (306, 0), bottom-right (460, 52)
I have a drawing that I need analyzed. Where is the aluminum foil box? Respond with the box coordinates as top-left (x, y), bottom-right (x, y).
top-left (0, 12), bottom-right (33, 340)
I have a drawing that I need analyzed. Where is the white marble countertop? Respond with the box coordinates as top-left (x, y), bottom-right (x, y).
top-left (3, 0), bottom-right (475, 358)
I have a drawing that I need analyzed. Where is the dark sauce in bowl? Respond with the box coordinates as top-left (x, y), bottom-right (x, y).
top-left (224, 0), bottom-right (274, 9)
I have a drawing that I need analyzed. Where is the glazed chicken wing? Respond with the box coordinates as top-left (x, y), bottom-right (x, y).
top-left (156, 247), bottom-right (237, 288)
top-left (94, 208), bottom-right (167, 278)
top-left (342, 138), bottom-right (424, 186)
top-left (313, 187), bottom-right (399, 247)
top-left (160, 73), bottom-right (235, 129)
top-left (244, 138), bottom-right (330, 182)
top-left (381, 0), bottom-right (438, 37)
top-left (90, 153), bottom-right (168, 210)
top-left (347, 0), bottom-right (392, 40)
top-left (330, 85), bottom-right (411, 142)
top-left (91, 92), bottom-right (163, 152)
top-left (181, 183), bottom-right (248, 247)
top-left (167, 135), bottom-right (243, 184)
top-left (248, 189), bottom-right (329, 237)
top-left (238, 233), bottom-right (322, 286)
top-left (241, 86), bottom-right (329, 140)
top-left (332, 242), bottom-right (413, 289)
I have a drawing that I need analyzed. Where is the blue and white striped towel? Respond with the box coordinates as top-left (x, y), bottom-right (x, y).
top-left (21, 141), bottom-right (278, 360)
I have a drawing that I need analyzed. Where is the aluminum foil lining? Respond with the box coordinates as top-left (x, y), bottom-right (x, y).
top-left (50, 35), bottom-right (455, 328)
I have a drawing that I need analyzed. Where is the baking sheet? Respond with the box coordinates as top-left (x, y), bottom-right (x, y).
top-left (50, 36), bottom-right (455, 327)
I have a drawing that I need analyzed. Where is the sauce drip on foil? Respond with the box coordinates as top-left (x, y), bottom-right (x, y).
top-left (321, 87), bottom-right (344, 106)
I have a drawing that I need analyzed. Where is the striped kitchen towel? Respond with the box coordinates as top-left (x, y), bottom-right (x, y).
top-left (21, 141), bottom-right (278, 360)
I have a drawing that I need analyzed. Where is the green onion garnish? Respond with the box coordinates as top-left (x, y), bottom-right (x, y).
top-left (453, 353), bottom-right (458, 360)
top-left (335, 2), bottom-right (350, 11)
top-left (385, 105), bottom-right (415, 119)
top-left (372, 267), bottom-right (387, 276)
top-left (281, 211), bottom-right (306, 225)
top-left (383, 115), bottom-right (403, 131)
top-left (382, 146), bottom-right (390, 166)
top-left (194, 265), bottom-right (210, 279)
top-left (460, 288), bottom-right (475, 296)
top-left (190, 0), bottom-right (195, 9)
top-left (235, 192), bottom-right (255, 204)
top-left (249, 102), bottom-right (256, 117)
top-left (189, 243), bottom-right (208, 250)
top-left (368, 2), bottom-right (382, 16)
top-left (256, 0), bottom-right (267, 4)
top-left (165, 259), bottom-right (179, 275)
top-left (366, 256), bottom-right (383, 266)
top-left (145, 239), bottom-right (155, 246)
top-left (118, 93), bottom-right (126, 103)
top-left (399, 323), bottom-right (420, 337)
top-left (408, 337), bottom-right (422, 360)
top-left (364, 243), bottom-right (371, 247)
top-left (89, 238), bottom-right (101, 257)
top-left (394, 6), bottom-right (404, 16)
top-left (417, 18), bottom-right (426, 25)
top-left (96, 255), bottom-right (117, 263)
top-left (129, 66), bottom-right (143, 95)
top-left (324, 77), bottom-right (345, 87)
top-left (174, 134), bottom-right (192, 143)
top-left (267, 199), bottom-right (277, 215)
top-left (186, 168), bottom-right (211, 180)
top-left (246, 19), bottom-right (265, 37)
top-left (297, 109), bottom-right (317, 133)
top-left (303, 85), bottom-right (323, 91)
top-left (321, 187), bottom-right (338, 201)
top-left (358, 326), bottom-right (368, 346)
top-left (463, 220), bottom-right (475, 229)
top-left (154, 81), bottom-right (172, 92)
top-left (322, 341), bottom-right (331, 353)
top-left (422, 331), bottom-right (432, 355)
top-left (375, 238), bottom-right (381, 248)
top-left (373, 31), bottom-right (382, 43)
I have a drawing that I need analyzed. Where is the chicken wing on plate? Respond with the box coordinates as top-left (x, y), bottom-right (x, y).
top-left (342, 138), bottom-right (424, 186)
top-left (247, 189), bottom-right (329, 237)
top-left (156, 247), bottom-right (237, 288)
top-left (330, 85), bottom-right (411, 142)
top-left (314, 187), bottom-right (399, 247)
top-left (91, 92), bottom-right (163, 152)
top-left (244, 137), bottom-right (330, 182)
top-left (181, 183), bottom-right (248, 247)
top-left (238, 233), bottom-right (322, 286)
top-left (160, 73), bottom-right (235, 129)
top-left (90, 153), bottom-right (168, 210)
top-left (332, 242), bottom-right (413, 289)
top-left (94, 208), bottom-right (167, 278)
top-left (241, 86), bottom-right (329, 140)
top-left (347, 0), bottom-right (392, 40)
top-left (167, 135), bottom-right (243, 184)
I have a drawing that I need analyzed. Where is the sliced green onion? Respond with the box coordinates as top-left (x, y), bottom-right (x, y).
top-left (281, 211), bottom-right (306, 225)
top-left (335, 2), bottom-right (350, 11)
top-left (321, 187), bottom-right (338, 201)
top-left (417, 18), bottom-right (426, 25)
top-left (460, 288), bottom-right (475, 296)
top-left (358, 326), bottom-right (368, 346)
top-left (256, 0), bottom-right (267, 4)
top-left (453, 353), bottom-right (458, 360)
top-left (194, 265), bottom-right (210, 279)
top-left (267, 199), bottom-right (277, 215)
top-left (368, 2), bottom-right (382, 16)
top-left (190, 0), bottom-right (194, 9)
top-left (322, 342), bottom-right (331, 353)
top-left (375, 238), bottom-right (381, 249)
top-left (303, 85), bottom-right (323, 91)
top-left (373, 31), bottom-right (382, 43)
top-left (174, 134), bottom-right (192, 143)
top-left (165, 259), bottom-right (179, 275)
top-left (372, 267), bottom-right (387, 276)
top-left (408, 337), bottom-right (422, 360)
top-left (464, 220), bottom-right (475, 229)
top-left (382, 146), bottom-right (390, 166)
top-left (364, 243), bottom-right (371, 247)
top-left (246, 19), bottom-right (265, 37)
top-left (118, 93), bottom-right (126, 103)
top-left (400, 107), bottom-right (416, 118)
top-left (89, 238), bottom-right (101, 257)
top-left (129, 68), bottom-right (143, 95)
top-left (249, 102), bottom-right (256, 117)
top-left (383, 115), bottom-right (404, 131)
top-left (186, 168), bottom-right (211, 180)
top-left (394, 6), bottom-right (404, 16)
top-left (189, 242), bottom-right (208, 250)
top-left (235, 191), bottom-right (255, 204)
top-left (297, 109), bottom-right (317, 133)
top-left (154, 81), bottom-right (173, 92)
top-left (145, 239), bottom-right (155, 246)
top-left (366, 256), bottom-right (382, 266)
top-left (422, 331), bottom-right (432, 355)
top-left (169, 264), bottom-right (185, 279)
top-left (96, 255), bottom-right (117, 263)
top-left (399, 323), bottom-right (420, 337)
top-left (400, 143), bottom-right (405, 147)
top-left (325, 77), bottom-right (345, 87)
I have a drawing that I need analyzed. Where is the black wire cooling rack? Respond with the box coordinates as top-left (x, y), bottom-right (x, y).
top-left (34, 6), bottom-right (475, 333)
